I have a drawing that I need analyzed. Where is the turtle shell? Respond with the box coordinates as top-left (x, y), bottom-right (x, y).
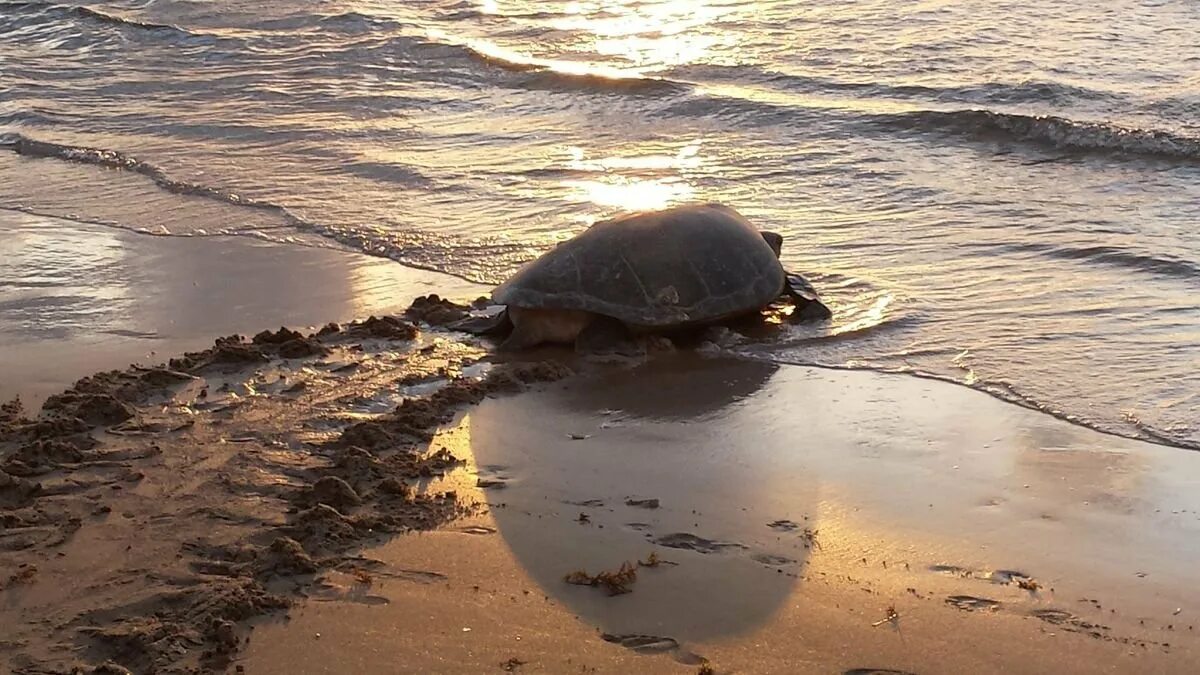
top-left (493, 203), bottom-right (786, 328)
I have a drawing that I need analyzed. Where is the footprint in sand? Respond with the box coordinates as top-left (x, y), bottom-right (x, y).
top-left (767, 519), bottom-right (801, 532)
top-left (929, 564), bottom-right (971, 577)
top-left (654, 533), bottom-right (748, 554)
top-left (1031, 608), bottom-right (1077, 625)
top-left (929, 564), bottom-right (1035, 586)
top-left (456, 525), bottom-right (496, 535)
top-left (945, 595), bottom-right (1001, 612)
top-left (752, 553), bottom-right (796, 566)
top-left (600, 634), bottom-right (706, 666)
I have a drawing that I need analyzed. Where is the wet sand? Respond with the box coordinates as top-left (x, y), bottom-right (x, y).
top-left (0, 209), bottom-right (484, 408)
top-left (2, 240), bottom-right (1199, 673)
top-left (239, 355), bottom-right (1200, 674)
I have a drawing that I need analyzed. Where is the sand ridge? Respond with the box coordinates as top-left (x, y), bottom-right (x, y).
top-left (3, 296), bottom-right (1199, 674)
top-left (0, 297), bottom-right (570, 674)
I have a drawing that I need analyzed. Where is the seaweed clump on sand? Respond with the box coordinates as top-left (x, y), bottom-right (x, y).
top-left (564, 561), bottom-right (639, 596)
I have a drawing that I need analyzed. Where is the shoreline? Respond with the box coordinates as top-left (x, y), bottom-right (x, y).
top-left (1, 313), bottom-right (1197, 672)
top-left (241, 354), bottom-right (1200, 674)
top-left (0, 209), bottom-right (486, 409)
top-left (752, 358), bottom-right (1200, 454)
top-left (2, 207), bottom-right (1193, 455)
top-left (2, 210), bottom-right (1199, 674)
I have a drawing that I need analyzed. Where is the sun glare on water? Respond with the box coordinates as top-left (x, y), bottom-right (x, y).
top-left (473, 0), bottom-right (737, 71)
top-left (561, 143), bottom-right (702, 211)
top-left (454, 1), bottom-right (742, 212)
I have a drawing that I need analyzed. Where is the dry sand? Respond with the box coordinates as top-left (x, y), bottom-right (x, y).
top-left (2, 229), bottom-right (1199, 673)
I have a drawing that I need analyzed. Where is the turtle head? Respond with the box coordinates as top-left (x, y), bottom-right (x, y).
top-left (760, 231), bottom-right (783, 258)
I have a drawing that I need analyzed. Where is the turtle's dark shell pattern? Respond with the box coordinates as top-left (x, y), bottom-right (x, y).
top-left (493, 203), bottom-right (786, 327)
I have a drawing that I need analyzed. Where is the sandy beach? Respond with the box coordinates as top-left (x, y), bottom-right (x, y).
top-left (6, 0), bottom-right (1200, 672)
top-left (0, 210), bottom-right (483, 409)
top-left (242, 355), bottom-right (1200, 675)
top-left (2, 258), bottom-right (1198, 673)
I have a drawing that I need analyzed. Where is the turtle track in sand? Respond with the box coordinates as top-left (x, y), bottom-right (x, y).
top-left (0, 295), bottom-right (572, 674)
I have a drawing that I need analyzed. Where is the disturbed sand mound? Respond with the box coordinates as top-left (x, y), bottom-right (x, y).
top-left (0, 297), bottom-right (571, 674)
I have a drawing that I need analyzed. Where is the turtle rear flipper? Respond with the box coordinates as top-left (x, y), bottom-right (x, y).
top-left (784, 272), bottom-right (832, 322)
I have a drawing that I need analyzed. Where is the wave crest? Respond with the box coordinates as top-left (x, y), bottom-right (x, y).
top-left (0, 133), bottom-right (533, 284)
top-left (886, 109), bottom-right (1200, 161)
top-left (4, 134), bottom-right (277, 208)
top-left (449, 44), bottom-right (685, 95)
top-left (1004, 242), bottom-right (1200, 281)
top-left (0, 1), bottom-right (194, 35)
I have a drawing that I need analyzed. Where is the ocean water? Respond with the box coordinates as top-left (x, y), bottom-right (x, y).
top-left (1, 0), bottom-right (1198, 447)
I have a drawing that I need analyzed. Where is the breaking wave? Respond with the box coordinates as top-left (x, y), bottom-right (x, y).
top-left (1002, 242), bottom-right (1200, 282)
top-left (0, 1), bottom-right (194, 35)
top-left (0, 133), bottom-right (535, 284)
top-left (885, 109), bottom-right (1200, 161)
top-left (2, 133), bottom-right (283, 209)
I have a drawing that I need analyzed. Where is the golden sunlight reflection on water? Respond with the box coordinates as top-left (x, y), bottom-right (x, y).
top-left (437, 1), bottom-right (745, 212)
top-left (553, 0), bottom-right (736, 69)
top-left (561, 143), bottom-right (701, 210)
top-left (565, 175), bottom-right (695, 210)
top-left (472, 0), bottom-right (739, 71)
top-left (832, 292), bottom-right (894, 336)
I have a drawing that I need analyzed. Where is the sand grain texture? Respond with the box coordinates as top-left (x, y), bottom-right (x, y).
top-left (0, 309), bottom-right (568, 674)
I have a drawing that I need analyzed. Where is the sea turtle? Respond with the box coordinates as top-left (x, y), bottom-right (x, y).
top-left (459, 203), bottom-right (830, 350)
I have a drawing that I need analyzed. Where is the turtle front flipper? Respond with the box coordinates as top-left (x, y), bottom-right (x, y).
top-left (448, 308), bottom-right (513, 337)
top-left (783, 272), bottom-right (832, 322)
top-left (497, 307), bottom-right (595, 350)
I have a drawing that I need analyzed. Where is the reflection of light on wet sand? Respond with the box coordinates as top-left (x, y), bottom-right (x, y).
top-left (345, 254), bottom-right (484, 318)
top-left (0, 211), bottom-right (134, 329)
top-left (423, 413), bottom-right (487, 499)
top-left (1013, 421), bottom-right (1148, 513)
top-left (243, 359), bottom-right (1200, 672)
